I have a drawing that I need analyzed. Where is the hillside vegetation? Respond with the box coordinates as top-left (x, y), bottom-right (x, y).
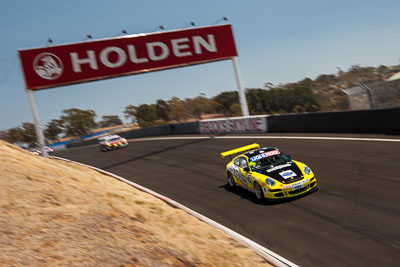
top-left (2, 63), bottom-right (399, 146)
top-left (0, 140), bottom-right (271, 266)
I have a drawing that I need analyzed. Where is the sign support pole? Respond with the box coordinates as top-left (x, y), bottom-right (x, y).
top-left (232, 57), bottom-right (249, 116)
top-left (26, 90), bottom-right (48, 157)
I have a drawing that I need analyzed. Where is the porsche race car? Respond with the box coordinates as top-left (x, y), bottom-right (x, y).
top-left (98, 135), bottom-right (128, 151)
top-left (222, 143), bottom-right (317, 200)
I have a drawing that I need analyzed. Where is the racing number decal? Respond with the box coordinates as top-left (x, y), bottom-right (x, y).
top-left (228, 164), bottom-right (247, 185)
top-left (228, 164), bottom-right (239, 176)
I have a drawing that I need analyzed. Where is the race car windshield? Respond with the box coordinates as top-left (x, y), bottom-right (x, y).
top-left (249, 153), bottom-right (291, 172)
top-left (102, 137), bottom-right (121, 142)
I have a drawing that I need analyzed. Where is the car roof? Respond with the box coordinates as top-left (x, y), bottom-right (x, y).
top-left (243, 147), bottom-right (278, 158)
top-left (98, 134), bottom-right (121, 141)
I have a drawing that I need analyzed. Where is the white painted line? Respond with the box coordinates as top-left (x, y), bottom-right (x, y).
top-left (129, 136), bottom-right (210, 142)
top-left (128, 135), bottom-right (400, 143)
top-left (216, 136), bottom-right (400, 142)
top-left (51, 156), bottom-right (298, 267)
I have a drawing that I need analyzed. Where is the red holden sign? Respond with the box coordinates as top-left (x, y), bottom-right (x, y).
top-left (18, 24), bottom-right (237, 90)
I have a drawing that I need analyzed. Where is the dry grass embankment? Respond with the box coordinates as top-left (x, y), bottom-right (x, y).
top-left (0, 140), bottom-right (272, 267)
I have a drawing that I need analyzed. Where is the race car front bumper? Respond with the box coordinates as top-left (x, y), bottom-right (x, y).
top-left (264, 177), bottom-right (317, 199)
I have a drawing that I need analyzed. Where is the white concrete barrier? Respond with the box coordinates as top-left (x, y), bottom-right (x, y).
top-left (200, 115), bottom-right (268, 134)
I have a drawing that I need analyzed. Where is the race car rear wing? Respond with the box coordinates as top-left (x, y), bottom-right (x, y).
top-left (220, 143), bottom-right (260, 159)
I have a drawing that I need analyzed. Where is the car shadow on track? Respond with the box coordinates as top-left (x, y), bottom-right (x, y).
top-left (220, 184), bottom-right (318, 206)
top-left (101, 138), bottom-right (211, 170)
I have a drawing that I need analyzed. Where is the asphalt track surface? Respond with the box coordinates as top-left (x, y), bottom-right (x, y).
top-left (54, 134), bottom-right (400, 267)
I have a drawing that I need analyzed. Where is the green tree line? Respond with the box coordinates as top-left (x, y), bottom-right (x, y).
top-left (1, 63), bottom-right (398, 146)
top-left (0, 109), bottom-right (122, 147)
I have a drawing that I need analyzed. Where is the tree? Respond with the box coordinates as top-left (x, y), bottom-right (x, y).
top-left (298, 78), bottom-right (314, 88)
top-left (0, 130), bottom-right (12, 143)
top-left (155, 99), bottom-right (170, 121)
top-left (123, 105), bottom-right (138, 123)
top-left (7, 127), bottom-right (25, 143)
top-left (315, 74), bottom-right (338, 85)
top-left (44, 119), bottom-right (63, 141)
top-left (213, 91), bottom-right (239, 114)
top-left (264, 82), bottom-right (276, 90)
top-left (336, 64), bottom-right (379, 87)
top-left (185, 94), bottom-right (219, 118)
top-left (290, 86), bottom-right (320, 112)
top-left (246, 89), bottom-right (270, 115)
top-left (168, 97), bottom-right (189, 121)
top-left (98, 115), bottom-right (123, 128)
top-left (60, 108), bottom-right (97, 136)
top-left (135, 104), bottom-right (158, 127)
top-left (6, 122), bottom-right (38, 146)
top-left (21, 122), bottom-right (37, 144)
top-left (243, 84), bottom-right (321, 115)
top-left (229, 103), bottom-right (242, 116)
top-left (376, 65), bottom-right (390, 80)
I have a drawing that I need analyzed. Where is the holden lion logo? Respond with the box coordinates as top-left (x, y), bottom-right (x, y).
top-left (33, 53), bottom-right (63, 80)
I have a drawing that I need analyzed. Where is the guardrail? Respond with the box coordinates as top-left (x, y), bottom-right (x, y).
top-left (267, 108), bottom-right (400, 134)
top-left (199, 108), bottom-right (399, 134)
top-left (199, 115), bottom-right (267, 134)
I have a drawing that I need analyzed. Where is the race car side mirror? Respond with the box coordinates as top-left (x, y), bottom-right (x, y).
top-left (243, 167), bottom-right (250, 172)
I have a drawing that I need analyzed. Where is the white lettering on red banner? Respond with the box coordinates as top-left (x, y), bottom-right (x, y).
top-left (199, 116), bottom-right (267, 134)
top-left (19, 25), bottom-right (237, 90)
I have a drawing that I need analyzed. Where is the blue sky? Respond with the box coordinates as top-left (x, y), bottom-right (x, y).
top-left (0, 0), bottom-right (399, 130)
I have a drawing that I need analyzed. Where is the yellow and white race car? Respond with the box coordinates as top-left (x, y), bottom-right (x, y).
top-left (98, 134), bottom-right (128, 152)
top-left (222, 143), bottom-right (317, 200)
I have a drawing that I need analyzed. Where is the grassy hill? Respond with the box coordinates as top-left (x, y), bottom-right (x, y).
top-left (0, 140), bottom-right (271, 267)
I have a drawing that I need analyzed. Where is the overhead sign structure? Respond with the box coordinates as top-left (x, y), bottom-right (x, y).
top-left (18, 24), bottom-right (249, 157)
top-left (19, 24), bottom-right (238, 90)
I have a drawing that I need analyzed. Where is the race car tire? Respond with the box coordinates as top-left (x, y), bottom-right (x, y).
top-left (227, 173), bottom-right (236, 188)
top-left (254, 182), bottom-right (264, 201)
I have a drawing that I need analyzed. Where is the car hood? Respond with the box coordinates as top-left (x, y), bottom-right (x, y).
top-left (101, 140), bottom-right (122, 145)
top-left (258, 161), bottom-right (304, 184)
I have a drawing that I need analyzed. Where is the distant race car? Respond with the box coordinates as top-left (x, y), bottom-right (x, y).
top-left (98, 135), bottom-right (128, 151)
top-left (221, 143), bottom-right (317, 200)
top-left (30, 146), bottom-right (54, 155)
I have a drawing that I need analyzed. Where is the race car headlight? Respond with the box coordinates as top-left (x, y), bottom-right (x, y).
top-left (265, 178), bottom-right (276, 187)
top-left (303, 166), bottom-right (312, 175)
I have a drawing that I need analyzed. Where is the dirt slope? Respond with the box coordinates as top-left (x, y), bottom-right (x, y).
top-left (0, 140), bottom-right (272, 267)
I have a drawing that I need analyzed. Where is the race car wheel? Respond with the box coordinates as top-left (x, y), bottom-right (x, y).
top-left (254, 182), bottom-right (264, 200)
top-left (227, 173), bottom-right (236, 188)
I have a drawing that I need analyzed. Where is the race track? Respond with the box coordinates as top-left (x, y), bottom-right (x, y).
top-left (54, 134), bottom-right (400, 267)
